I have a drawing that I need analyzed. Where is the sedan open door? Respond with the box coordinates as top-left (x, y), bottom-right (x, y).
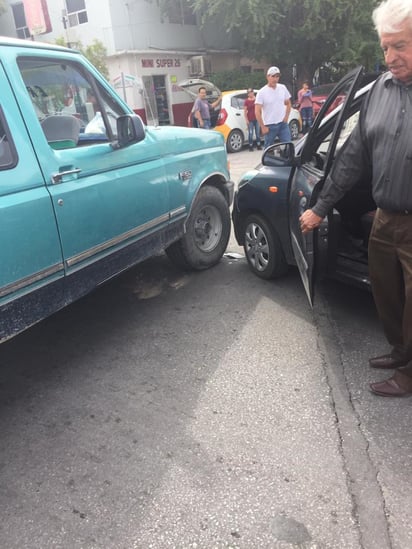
top-left (288, 66), bottom-right (366, 306)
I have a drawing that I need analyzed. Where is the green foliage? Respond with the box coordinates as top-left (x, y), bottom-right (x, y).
top-left (191, 0), bottom-right (382, 83)
top-left (54, 37), bottom-right (109, 79)
top-left (54, 36), bottom-right (67, 47)
top-left (209, 70), bottom-right (266, 92)
top-left (0, 0), bottom-right (6, 16)
top-left (83, 40), bottom-right (109, 79)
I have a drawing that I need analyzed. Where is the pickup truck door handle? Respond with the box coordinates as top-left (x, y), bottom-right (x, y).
top-left (51, 168), bottom-right (81, 184)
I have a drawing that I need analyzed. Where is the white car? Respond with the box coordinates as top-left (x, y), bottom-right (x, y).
top-left (179, 80), bottom-right (302, 153)
top-left (215, 89), bottom-right (302, 153)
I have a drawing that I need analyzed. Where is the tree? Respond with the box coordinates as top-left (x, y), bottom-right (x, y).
top-left (190, 0), bottom-right (382, 83)
top-left (55, 37), bottom-right (109, 80)
top-left (83, 40), bottom-right (109, 79)
top-left (208, 70), bottom-right (266, 92)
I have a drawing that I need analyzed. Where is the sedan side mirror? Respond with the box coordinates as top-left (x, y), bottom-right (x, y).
top-left (262, 142), bottom-right (295, 167)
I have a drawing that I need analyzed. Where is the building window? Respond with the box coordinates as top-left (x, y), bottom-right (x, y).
top-left (163, 0), bottom-right (196, 25)
top-left (65, 0), bottom-right (88, 27)
top-left (12, 3), bottom-right (31, 38)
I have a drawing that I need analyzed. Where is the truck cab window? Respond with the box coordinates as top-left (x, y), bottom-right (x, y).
top-left (18, 58), bottom-right (125, 148)
top-left (0, 112), bottom-right (16, 169)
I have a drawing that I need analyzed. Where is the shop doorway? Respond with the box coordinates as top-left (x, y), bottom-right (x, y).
top-left (142, 75), bottom-right (171, 126)
top-left (152, 75), bottom-right (171, 125)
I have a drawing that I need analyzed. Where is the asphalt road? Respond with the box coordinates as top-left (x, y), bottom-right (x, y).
top-left (0, 149), bottom-right (411, 549)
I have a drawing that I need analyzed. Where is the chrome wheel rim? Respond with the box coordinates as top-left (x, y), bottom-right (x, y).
top-left (290, 121), bottom-right (299, 140)
top-left (229, 132), bottom-right (243, 152)
top-left (244, 222), bottom-right (270, 271)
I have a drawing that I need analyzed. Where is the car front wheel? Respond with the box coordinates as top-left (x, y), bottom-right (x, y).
top-left (289, 119), bottom-right (300, 140)
top-left (166, 186), bottom-right (231, 270)
top-left (243, 214), bottom-right (288, 279)
top-left (226, 129), bottom-right (244, 153)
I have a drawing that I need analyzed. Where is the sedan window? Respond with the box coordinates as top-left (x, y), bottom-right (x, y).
top-left (315, 110), bottom-right (360, 166)
top-left (230, 95), bottom-right (246, 110)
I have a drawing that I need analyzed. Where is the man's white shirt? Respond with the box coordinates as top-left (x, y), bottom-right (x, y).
top-left (255, 84), bottom-right (291, 124)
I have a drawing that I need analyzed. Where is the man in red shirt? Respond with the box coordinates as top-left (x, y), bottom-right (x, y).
top-left (244, 89), bottom-right (263, 151)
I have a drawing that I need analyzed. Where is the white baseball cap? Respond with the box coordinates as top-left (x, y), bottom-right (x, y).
top-left (267, 66), bottom-right (280, 76)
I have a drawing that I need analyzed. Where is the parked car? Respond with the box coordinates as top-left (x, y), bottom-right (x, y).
top-left (311, 83), bottom-right (341, 117)
top-left (215, 90), bottom-right (302, 153)
top-left (0, 38), bottom-right (234, 344)
top-left (179, 82), bottom-right (302, 153)
top-left (232, 67), bottom-right (376, 304)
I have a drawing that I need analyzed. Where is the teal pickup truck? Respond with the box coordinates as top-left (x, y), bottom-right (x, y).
top-left (0, 38), bottom-right (234, 343)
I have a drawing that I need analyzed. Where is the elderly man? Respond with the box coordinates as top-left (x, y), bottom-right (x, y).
top-left (255, 66), bottom-right (292, 148)
top-left (300, 0), bottom-right (412, 397)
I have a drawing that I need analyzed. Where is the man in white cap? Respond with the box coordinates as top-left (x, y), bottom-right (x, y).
top-left (255, 66), bottom-right (292, 148)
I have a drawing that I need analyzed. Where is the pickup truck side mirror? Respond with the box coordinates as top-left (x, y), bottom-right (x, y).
top-left (113, 114), bottom-right (145, 149)
top-left (261, 142), bottom-right (296, 167)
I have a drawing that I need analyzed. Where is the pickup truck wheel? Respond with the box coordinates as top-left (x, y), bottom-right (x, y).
top-left (244, 214), bottom-right (288, 279)
top-left (167, 186), bottom-right (230, 270)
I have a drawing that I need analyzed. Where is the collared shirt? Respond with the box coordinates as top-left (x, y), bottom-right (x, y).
top-left (313, 72), bottom-right (412, 218)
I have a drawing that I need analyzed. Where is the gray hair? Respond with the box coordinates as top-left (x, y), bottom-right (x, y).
top-left (373, 0), bottom-right (412, 35)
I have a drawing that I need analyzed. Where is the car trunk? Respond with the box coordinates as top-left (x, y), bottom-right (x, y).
top-left (178, 78), bottom-right (222, 127)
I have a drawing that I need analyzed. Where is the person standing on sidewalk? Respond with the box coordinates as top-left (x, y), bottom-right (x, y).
top-left (300, 0), bottom-right (412, 397)
top-left (244, 88), bottom-right (262, 151)
top-left (297, 81), bottom-right (313, 134)
top-left (255, 66), bottom-right (292, 148)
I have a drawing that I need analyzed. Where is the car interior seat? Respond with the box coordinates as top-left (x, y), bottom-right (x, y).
top-left (41, 115), bottom-right (82, 149)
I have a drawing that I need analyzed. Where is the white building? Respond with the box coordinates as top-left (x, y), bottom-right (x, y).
top-left (0, 0), bottom-right (241, 125)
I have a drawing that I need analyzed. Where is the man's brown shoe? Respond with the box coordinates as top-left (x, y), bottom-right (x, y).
top-left (370, 370), bottom-right (412, 397)
top-left (369, 353), bottom-right (408, 369)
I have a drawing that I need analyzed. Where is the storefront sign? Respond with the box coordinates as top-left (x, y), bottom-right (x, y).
top-left (141, 58), bottom-right (181, 69)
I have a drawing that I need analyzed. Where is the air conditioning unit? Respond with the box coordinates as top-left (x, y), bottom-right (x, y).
top-left (189, 56), bottom-right (212, 77)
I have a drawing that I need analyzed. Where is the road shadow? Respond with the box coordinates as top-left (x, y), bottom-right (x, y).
top-left (0, 254), bottom-right (322, 547)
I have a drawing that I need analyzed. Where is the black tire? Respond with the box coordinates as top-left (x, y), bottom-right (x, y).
top-left (166, 186), bottom-right (231, 271)
top-left (226, 129), bottom-right (244, 153)
top-left (289, 119), bottom-right (300, 140)
top-left (243, 214), bottom-right (288, 279)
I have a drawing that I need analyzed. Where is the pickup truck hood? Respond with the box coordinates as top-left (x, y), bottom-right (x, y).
top-left (146, 124), bottom-right (226, 153)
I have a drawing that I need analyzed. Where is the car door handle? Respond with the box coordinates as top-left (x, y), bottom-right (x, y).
top-left (51, 168), bottom-right (82, 184)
